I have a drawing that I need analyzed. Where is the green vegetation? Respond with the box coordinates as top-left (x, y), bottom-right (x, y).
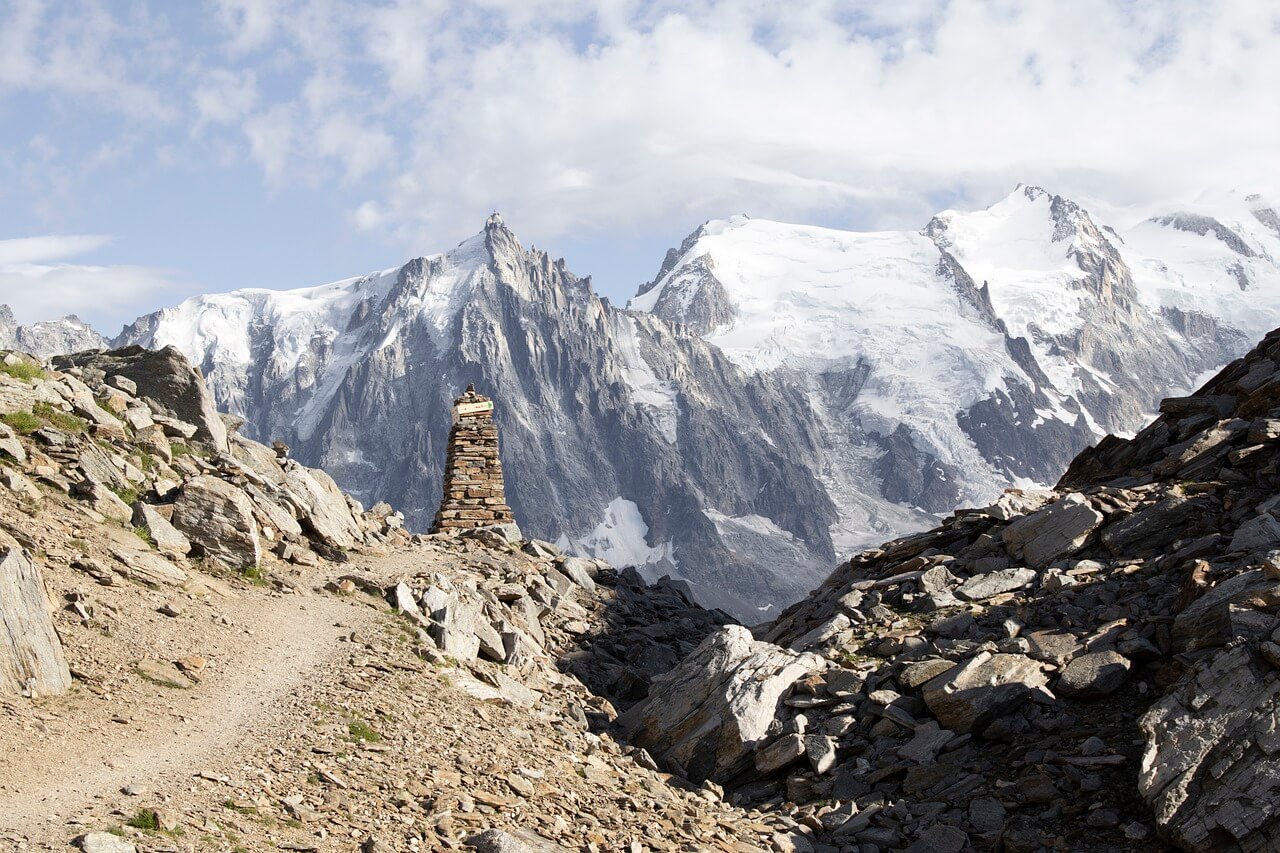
top-left (133, 525), bottom-right (154, 546)
top-left (346, 718), bottom-right (383, 743)
top-left (0, 359), bottom-right (46, 381)
top-left (1, 411), bottom-right (40, 435)
top-left (126, 808), bottom-right (160, 831)
top-left (32, 401), bottom-right (86, 433)
top-left (111, 485), bottom-right (140, 506)
top-left (240, 564), bottom-right (270, 586)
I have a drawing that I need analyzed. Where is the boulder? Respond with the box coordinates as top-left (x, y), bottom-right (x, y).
top-left (170, 475), bottom-right (262, 569)
top-left (132, 502), bottom-right (191, 558)
top-left (1172, 569), bottom-right (1280, 651)
top-left (0, 547), bottom-right (71, 696)
top-left (1055, 650), bottom-right (1131, 699)
top-left (1001, 494), bottom-right (1103, 568)
top-left (1140, 643), bottom-right (1280, 851)
top-left (467, 828), bottom-right (568, 852)
top-left (74, 832), bottom-right (137, 853)
top-left (921, 652), bottom-right (1050, 734)
top-left (955, 567), bottom-right (1037, 601)
top-left (54, 346), bottom-right (228, 453)
top-left (1101, 495), bottom-right (1205, 555)
top-left (618, 626), bottom-right (825, 783)
top-left (282, 462), bottom-right (361, 550)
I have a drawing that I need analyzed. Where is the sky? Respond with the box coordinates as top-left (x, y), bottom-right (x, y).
top-left (1, 0), bottom-right (1277, 334)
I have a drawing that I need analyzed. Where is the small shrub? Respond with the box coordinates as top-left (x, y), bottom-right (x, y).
top-left (1, 411), bottom-right (40, 435)
top-left (126, 808), bottom-right (160, 831)
top-left (346, 719), bottom-right (382, 743)
top-left (240, 564), bottom-right (270, 586)
top-left (0, 360), bottom-right (45, 381)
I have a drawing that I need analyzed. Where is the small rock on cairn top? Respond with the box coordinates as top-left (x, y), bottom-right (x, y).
top-left (431, 384), bottom-right (515, 532)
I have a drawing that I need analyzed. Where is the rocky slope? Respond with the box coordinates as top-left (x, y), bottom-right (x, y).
top-left (110, 189), bottom-right (1280, 620)
top-left (621, 325), bottom-right (1280, 851)
top-left (0, 343), bottom-right (814, 851)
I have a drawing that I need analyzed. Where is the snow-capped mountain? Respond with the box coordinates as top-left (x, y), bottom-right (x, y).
top-left (630, 185), bottom-right (1271, 558)
top-left (116, 215), bottom-right (840, 618)
top-left (0, 305), bottom-right (107, 358)
top-left (105, 186), bottom-right (1280, 619)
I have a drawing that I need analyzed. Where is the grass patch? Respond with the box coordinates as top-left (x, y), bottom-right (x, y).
top-left (346, 718), bottom-right (382, 743)
top-left (32, 401), bottom-right (86, 433)
top-left (221, 799), bottom-right (257, 815)
top-left (1, 411), bottom-right (40, 435)
top-left (0, 359), bottom-right (46, 381)
top-left (111, 485), bottom-right (140, 506)
top-left (133, 526), bottom-right (154, 546)
top-left (126, 808), bottom-right (160, 831)
top-left (241, 564), bottom-right (270, 586)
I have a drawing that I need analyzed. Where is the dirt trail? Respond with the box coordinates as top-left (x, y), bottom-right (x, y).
top-left (0, 587), bottom-right (377, 843)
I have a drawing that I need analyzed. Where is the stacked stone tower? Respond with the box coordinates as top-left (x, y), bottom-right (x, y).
top-left (431, 385), bottom-right (515, 532)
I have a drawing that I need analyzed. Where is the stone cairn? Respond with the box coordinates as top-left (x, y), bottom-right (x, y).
top-left (431, 385), bottom-right (515, 532)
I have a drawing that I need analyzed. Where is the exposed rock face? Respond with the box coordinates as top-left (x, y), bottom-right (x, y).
top-left (0, 545), bottom-right (71, 696)
top-left (1139, 643), bottom-right (1280, 852)
top-left (618, 625), bottom-right (824, 784)
top-left (170, 476), bottom-right (262, 569)
top-left (54, 346), bottom-right (229, 454)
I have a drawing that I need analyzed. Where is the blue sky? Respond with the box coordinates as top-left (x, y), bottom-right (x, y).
top-left (1, 0), bottom-right (1277, 333)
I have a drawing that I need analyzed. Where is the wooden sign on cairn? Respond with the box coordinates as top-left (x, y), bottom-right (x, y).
top-left (430, 384), bottom-right (515, 532)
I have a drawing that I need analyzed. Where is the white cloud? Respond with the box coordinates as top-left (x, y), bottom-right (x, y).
top-left (191, 0), bottom-right (1278, 247)
top-left (0, 236), bottom-right (182, 332)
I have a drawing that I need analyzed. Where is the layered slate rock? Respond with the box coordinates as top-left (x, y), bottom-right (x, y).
top-left (431, 386), bottom-right (514, 532)
top-left (171, 475), bottom-right (262, 569)
top-left (617, 625), bottom-right (824, 784)
top-left (0, 545), bottom-right (71, 696)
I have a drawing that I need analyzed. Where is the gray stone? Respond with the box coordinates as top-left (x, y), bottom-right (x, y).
top-left (556, 557), bottom-right (597, 593)
top-left (754, 733), bottom-right (806, 774)
top-left (170, 475), bottom-right (262, 569)
top-left (131, 502), bottom-right (191, 558)
top-left (54, 346), bottom-right (229, 453)
top-left (1140, 643), bottom-right (1280, 851)
top-left (466, 828), bottom-right (568, 852)
top-left (281, 462), bottom-right (362, 550)
top-left (968, 798), bottom-right (1006, 834)
top-left (804, 733), bottom-right (837, 774)
top-left (1001, 494), bottom-right (1103, 568)
top-left (956, 567), bottom-right (1037, 601)
top-left (0, 547), bottom-right (71, 696)
top-left (1101, 495), bottom-right (1204, 554)
top-left (618, 626), bottom-right (825, 783)
top-left (75, 832), bottom-right (137, 853)
top-left (1230, 512), bottom-right (1280, 555)
top-left (1056, 650), bottom-right (1131, 699)
top-left (921, 652), bottom-right (1050, 734)
top-left (906, 824), bottom-right (969, 853)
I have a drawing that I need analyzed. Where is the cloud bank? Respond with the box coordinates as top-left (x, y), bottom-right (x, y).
top-left (1, 0), bottom-right (1278, 300)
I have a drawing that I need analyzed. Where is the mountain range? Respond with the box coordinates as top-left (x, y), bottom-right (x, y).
top-left (7, 185), bottom-right (1280, 619)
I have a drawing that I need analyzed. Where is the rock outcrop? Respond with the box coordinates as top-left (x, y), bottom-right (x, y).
top-left (0, 544), bottom-right (71, 696)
